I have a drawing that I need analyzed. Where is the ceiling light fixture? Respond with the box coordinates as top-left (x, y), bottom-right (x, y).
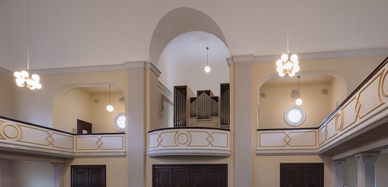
top-left (204, 47), bottom-right (211, 73)
top-left (276, 0), bottom-right (300, 77)
top-left (14, 0), bottom-right (42, 90)
top-left (295, 76), bottom-right (302, 106)
top-left (106, 85), bottom-right (114, 112)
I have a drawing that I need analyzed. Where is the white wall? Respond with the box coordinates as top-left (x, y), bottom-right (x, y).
top-left (10, 160), bottom-right (54, 187)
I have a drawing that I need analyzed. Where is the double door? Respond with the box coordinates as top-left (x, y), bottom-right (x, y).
top-left (280, 163), bottom-right (324, 187)
top-left (71, 165), bottom-right (106, 187)
top-left (153, 164), bottom-right (227, 187)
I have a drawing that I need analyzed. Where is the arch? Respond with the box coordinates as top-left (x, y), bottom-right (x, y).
top-left (149, 7), bottom-right (228, 65)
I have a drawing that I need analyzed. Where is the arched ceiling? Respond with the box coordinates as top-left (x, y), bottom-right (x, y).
top-left (0, 0), bottom-right (387, 72)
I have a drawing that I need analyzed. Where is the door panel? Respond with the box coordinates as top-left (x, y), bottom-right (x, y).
top-left (71, 165), bottom-right (105, 187)
top-left (280, 163), bottom-right (323, 187)
top-left (77, 119), bottom-right (92, 134)
top-left (153, 165), bottom-right (227, 187)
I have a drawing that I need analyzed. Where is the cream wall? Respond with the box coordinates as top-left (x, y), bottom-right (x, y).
top-left (0, 73), bottom-right (15, 118)
top-left (254, 155), bottom-right (332, 187)
top-left (9, 160), bottom-right (54, 187)
top-left (55, 88), bottom-right (93, 133)
top-left (253, 56), bottom-right (385, 131)
top-left (259, 81), bottom-right (331, 128)
top-left (91, 92), bottom-right (125, 133)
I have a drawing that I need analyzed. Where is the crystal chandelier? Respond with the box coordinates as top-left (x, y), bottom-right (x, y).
top-left (276, 0), bottom-right (300, 77)
top-left (14, 0), bottom-right (42, 90)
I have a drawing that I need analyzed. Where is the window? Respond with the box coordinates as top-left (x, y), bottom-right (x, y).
top-left (284, 106), bottom-right (305, 127)
top-left (113, 114), bottom-right (126, 132)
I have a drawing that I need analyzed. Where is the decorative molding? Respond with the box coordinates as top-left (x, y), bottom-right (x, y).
top-left (158, 81), bottom-right (173, 99)
top-left (145, 62), bottom-right (161, 77)
top-left (252, 47), bottom-right (388, 63)
top-left (0, 117), bottom-right (126, 158)
top-left (124, 61), bottom-right (146, 69)
top-left (0, 67), bottom-right (12, 77)
top-left (148, 128), bottom-right (230, 157)
top-left (33, 64), bottom-right (127, 75)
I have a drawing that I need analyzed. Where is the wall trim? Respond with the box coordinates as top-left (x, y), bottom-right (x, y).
top-left (145, 62), bottom-right (161, 77)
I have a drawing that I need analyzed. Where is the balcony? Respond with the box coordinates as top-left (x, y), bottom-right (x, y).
top-left (0, 116), bottom-right (125, 158)
top-left (148, 127), bottom-right (230, 157)
top-left (257, 57), bottom-right (388, 156)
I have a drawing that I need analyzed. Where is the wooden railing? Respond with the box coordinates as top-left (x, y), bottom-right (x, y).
top-left (0, 116), bottom-right (125, 158)
top-left (257, 57), bottom-right (388, 155)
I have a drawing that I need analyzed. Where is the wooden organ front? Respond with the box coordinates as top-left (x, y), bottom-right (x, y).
top-left (174, 84), bottom-right (230, 128)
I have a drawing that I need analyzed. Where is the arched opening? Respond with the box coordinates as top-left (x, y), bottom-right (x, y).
top-left (53, 84), bottom-right (125, 133)
top-left (150, 8), bottom-right (230, 129)
top-left (257, 71), bottom-right (347, 129)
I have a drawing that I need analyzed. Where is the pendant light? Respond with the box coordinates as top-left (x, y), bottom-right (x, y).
top-left (204, 47), bottom-right (211, 73)
top-left (14, 0), bottom-right (42, 90)
top-left (276, 0), bottom-right (300, 77)
top-left (106, 85), bottom-right (114, 112)
top-left (295, 76), bottom-right (302, 106)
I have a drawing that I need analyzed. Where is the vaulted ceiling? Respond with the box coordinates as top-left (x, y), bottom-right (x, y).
top-left (0, 0), bottom-right (387, 72)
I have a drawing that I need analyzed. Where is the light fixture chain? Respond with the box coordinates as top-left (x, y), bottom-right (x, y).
top-left (206, 47), bottom-right (209, 66)
top-left (286, 0), bottom-right (289, 54)
top-left (109, 85), bottom-right (111, 104)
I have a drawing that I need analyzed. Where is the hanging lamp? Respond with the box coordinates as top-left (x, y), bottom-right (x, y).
top-left (295, 76), bottom-right (302, 105)
top-left (204, 47), bottom-right (211, 73)
top-left (14, 0), bottom-right (42, 90)
top-left (106, 85), bottom-right (114, 112)
top-left (276, 0), bottom-right (300, 77)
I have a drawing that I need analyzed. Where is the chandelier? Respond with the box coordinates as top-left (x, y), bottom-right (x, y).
top-left (276, 0), bottom-right (300, 77)
top-left (14, 0), bottom-right (42, 90)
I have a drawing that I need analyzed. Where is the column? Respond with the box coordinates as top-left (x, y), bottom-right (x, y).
top-left (126, 61), bottom-right (146, 187)
top-left (354, 152), bottom-right (380, 187)
top-left (51, 163), bottom-right (65, 187)
top-left (332, 160), bottom-right (346, 187)
top-left (229, 55), bottom-right (254, 187)
top-left (0, 159), bottom-right (5, 186)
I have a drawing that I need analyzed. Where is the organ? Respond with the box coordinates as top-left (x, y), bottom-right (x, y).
top-left (174, 83), bottom-right (230, 128)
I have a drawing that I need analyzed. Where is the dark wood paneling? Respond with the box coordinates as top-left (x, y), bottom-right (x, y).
top-left (153, 164), bottom-right (227, 187)
top-left (280, 163), bottom-right (323, 187)
top-left (71, 165), bottom-right (106, 187)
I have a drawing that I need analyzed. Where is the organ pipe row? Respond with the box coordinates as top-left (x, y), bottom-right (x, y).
top-left (173, 84), bottom-right (230, 128)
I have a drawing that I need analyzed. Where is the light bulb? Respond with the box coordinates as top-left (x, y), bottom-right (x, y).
top-left (281, 54), bottom-right (288, 62)
top-left (21, 70), bottom-right (29, 77)
top-left (204, 66), bottom-right (211, 73)
top-left (291, 54), bottom-right (298, 62)
top-left (14, 71), bottom-right (21, 78)
top-left (276, 60), bottom-right (283, 67)
top-left (296, 98), bottom-right (303, 106)
top-left (35, 82), bottom-right (42, 89)
top-left (276, 66), bottom-right (283, 73)
top-left (27, 79), bottom-right (34, 86)
top-left (278, 71), bottom-right (285, 77)
top-left (16, 79), bottom-right (25, 87)
top-left (106, 105), bottom-right (114, 112)
top-left (294, 65), bottom-right (300, 72)
top-left (32, 74), bottom-right (40, 81)
top-left (289, 71), bottom-right (296, 77)
top-left (285, 61), bottom-right (293, 70)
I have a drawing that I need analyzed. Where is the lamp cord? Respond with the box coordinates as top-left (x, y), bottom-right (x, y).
top-left (109, 85), bottom-right (111, 104)
top-left (206, 47), bottom-right (209, 66)
top-left (297, 76), bottom-right (300, 98)
top-left (286, 0), bottom-right (290, 54)
top-left (27, 0), bottom-right (30, 71)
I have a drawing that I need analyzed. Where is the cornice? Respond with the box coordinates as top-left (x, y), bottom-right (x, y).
top-left (0, 67), bottom-right (12, 77)
top-left (145, 62), bottom-right (161, 77)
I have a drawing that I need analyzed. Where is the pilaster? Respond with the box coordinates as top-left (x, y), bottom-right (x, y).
top-left (332, 160), bottom-right (346, 187)
top-left (126, 61), bottom-right (146, 187)
top-left (354, 152), bottom-right (380, 187)
top-left (229, 54), bottom-right (254, 187)
top-left (51, 163), bottom-right (65, 187)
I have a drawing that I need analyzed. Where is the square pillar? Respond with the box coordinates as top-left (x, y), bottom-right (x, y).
top-left (354, 152), bottom-right (380, 187)
top-left (51, 163), bottom-right (65, 187)
top-left (229, 55), bottom-right (254, 187)
top-left (332, 160), bottom-right (346, 187)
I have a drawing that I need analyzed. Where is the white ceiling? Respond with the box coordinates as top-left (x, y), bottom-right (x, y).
top-left (0, 0), bottom-right (387, 73)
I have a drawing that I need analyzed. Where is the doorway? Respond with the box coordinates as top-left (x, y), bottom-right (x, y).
top-left (280, 163), bottom-right (324, 187)
top-left (71, 165), bottom-right (106, 187)
top-left (153, 164), bottom-right (227, 187)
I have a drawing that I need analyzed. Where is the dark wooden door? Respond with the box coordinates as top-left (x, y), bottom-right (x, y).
top-left (71, 165), bottom-right (106, 187)
top-left (280, 163), bottom-right (323, 187)
top-left (77, 119), bottom-right (92, 134)
top-left (153, 164), bottom-right (227, 187)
